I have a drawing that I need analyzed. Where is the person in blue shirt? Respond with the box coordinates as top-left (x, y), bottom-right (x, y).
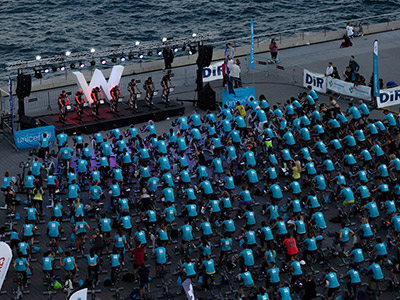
top-left (240, 244), bottom-right (255, 268)
top-left (113, 229), bottom-right (127, 263)
top-left (201, 254), bottom-right (216, 289)
top-left (87, 248), bottom-right (99, 285)
top-left (180, 256), bottom-right (197, 279)
top-left (324, 268), bottom-right (340, 300)
top-left (278, 282), bottom-right (292, 300)
top-left (74, 216), bottom-right (90, 252)
top-left (219, 233), bottom-right (233, 263)
top-left (42, 251), bottom-right (55, 282)
top-left (371, 237), bottom-right (387, 265)
top-left (349, 243), bottom-right (364, 266)
top-left (154, 242), bottom-right (167, 277)
top-left (109, 248), bottom-right (122, 283)
top-left (60, 251), bottom-right (79, 282)
top-left (357, 218), bottom-right (374, 239)
top-left (13, 252), bottom-right (30, 287)
top-left (238, 267), bottom-right (255, 296)
top-left (342, 264), bottom-right (361, 299)
top-left (368, 259), bottom-right (384, 294)
top-left (180, 220), bottom-right (193, 251)
top-left (266, 262), bottom-right (280, 291)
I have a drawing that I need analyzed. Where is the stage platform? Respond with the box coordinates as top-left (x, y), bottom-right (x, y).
top-left (38, 99), bottom-right (185, 134)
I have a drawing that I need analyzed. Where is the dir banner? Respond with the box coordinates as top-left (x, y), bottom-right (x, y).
top-left (303, 69), bottom-right (327, 93)
top-left (222, 86), bottom-right (256, 108)
top-left (377, 86), bottom-right (400, 108)
top-left (326, 77), bottom-right (371, 100)
top-left (182, 278), bottom-right (195, 300)
top-left (0, 242), bottom-right (13, 291)
top-left (69, 288), bottom-right (88, 300)
top-left (14, 125), bottom-right (55, 150)
top-left (203, 61), bottom-right (224, 82)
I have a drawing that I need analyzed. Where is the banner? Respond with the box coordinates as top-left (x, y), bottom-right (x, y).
top-left (250, 19), bottom-right (254, 70)
top-left (69, 288), bottom-right (87, 300)
top-left (14, 125), bottom-right (55, 150)
top-left (326, 77), bottom-right (371, 100)
top-left (202, 61), bottom-right (224, 82)
top-left (0, 242), bottom-right (13, 291)
top-left (373, 40), bottom-right (380, 98)
top-left (222, 86), bottom-right (256, 108)
top-left (8, 77), bottom-right (14, 135)
top-left (303, 69), bottom-right (327, 93)
top-left (182, 278), bottom-right (195, 300)
top-left (377, 86), bottom-right (400, 108)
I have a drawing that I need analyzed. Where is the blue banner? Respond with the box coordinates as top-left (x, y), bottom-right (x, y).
top-left (373, 40), bottom-right (379, 98)
top-left (222, 86), bottom-right (256, 108)
top-left (8, 77), bottom-right (14, 135)
top-left (250, 19), bottom-right (255, 69)
top-left (14, 125), bottom-right (55, 149)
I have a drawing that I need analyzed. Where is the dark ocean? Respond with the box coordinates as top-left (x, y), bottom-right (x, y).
top-left (1, 0), bottom-right (400, 82)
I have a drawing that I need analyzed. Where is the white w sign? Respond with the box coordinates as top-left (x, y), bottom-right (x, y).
top-left (73, 65), bottom-right (124, 103)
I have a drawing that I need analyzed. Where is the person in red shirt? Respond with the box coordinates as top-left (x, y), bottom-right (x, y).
top-left (131, 242), bottom-right (146, 282)
top-left (282, 233), bottom-right (299, 263)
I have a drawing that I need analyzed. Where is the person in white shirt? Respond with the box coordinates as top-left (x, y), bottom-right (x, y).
top-left (227, 55), bottom-right (234, 71)
top-left (346, 22), bottom-right (354, 38)
top-left (229, 60), bottom-right (241, 88)
top-left (325, 62), bottom-right (333, 77)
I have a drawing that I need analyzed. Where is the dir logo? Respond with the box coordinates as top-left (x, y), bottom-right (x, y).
top-left (379, 89), bottom-right (400, 103)
top-left (305, 74), bottom-right (324, 89)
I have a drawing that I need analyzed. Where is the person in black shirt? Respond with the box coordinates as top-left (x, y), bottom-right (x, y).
top-left (161, 74), bottom-right (174, 103)
top-left (128, 79), bottom-right (141, 110)
top-left (302, 274), bottom-right (317, 300)
top-left (75, 88), bottom-right (86, 119)
top-left (138, 263), bottom-right (150, 298)
top-left (110, 85), bottom-right (123, 112)
top-left (58, 90), bottom-right (70, 122)
top-left (143, 77), bottom-right (156, 107)
top-left (91, 87), bottom-right (103, 116)
top-left (162, 46), bottom-right (174, 69)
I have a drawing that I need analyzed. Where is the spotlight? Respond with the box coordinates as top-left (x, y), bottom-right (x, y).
top-left (60, 65), bottom-right (66, 71)
top-left (51, 66), bottom-right (57, 72)
top-left (189, 45), bottom-right (197, 55)
top-left (158, 50), bottom-right (163, 56)
top-left (120, 56), bottom-right (126, 62)
top-left (174, 48), bottom-right (179, 53)
top-left (101, 59), bottom-right (107, 65)
top-left (111, 57), bottom-right (117, 63)
top-left (192, 33), bottom-right (197, 37)
top-left (65, 51), bottom-right (71, 56)
top-left (70, 63), bottom-right (76, 69)
top-left (147, 51), bottom-right (153, 56)
top-left (36, 55), bottom-right (41, 60)
top-left (139, 54), bottom-right (144, 59)
top-left (128, 54), bottom-right (134, 60)
top-left (162, 37), bottom-right (167, 42)
top-left (182, 44), bottom-right (186, 51)
top-left (34, 69), bottom-right (42, 79)
top-left (90, 60), bottom-right (96, 66)
top-left (79, 62), bottom-right (85, 68)
top-left (44, 68), bottom-right (50, 73)
top-left (135, 41), bottom-right (140, 46)
top-left (90, 48), bottom-right (96, 53)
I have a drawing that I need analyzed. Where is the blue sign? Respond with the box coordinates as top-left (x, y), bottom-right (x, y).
top-left (222, 86), bottom-right (256, 108)
top-left (14, 125), bottom-right (55, 149)
top-left (373, 40), bottom-right (380, 98)
top-left (250, 19), bottom-right (254, 70)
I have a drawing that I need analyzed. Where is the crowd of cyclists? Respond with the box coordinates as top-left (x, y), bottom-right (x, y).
top-left (3, 84), bottom-right (400, 300)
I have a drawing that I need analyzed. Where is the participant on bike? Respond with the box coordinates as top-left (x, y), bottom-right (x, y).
top-left (91, 86), bottom-right (103, 116)
top-left (42, 251), bottom-right (55, 283)
top-left (128, 79), bottom-right (141, 110)
top-left (58, 90), bottom-right (71, 122)
top-left (110, 85), bottom-right (123, 112)
top-left (160, 74), bottom-right (173, 104)
top-left (13, 251), bottom-right (30, 288)
top-left (75, 88), bottom-right (86, 119)
top-left (60, 251), bottom-right (79, 282)
top-left (143, 77), bottom-right (156, 107)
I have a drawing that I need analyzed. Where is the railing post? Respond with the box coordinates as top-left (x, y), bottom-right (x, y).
top-left (280, 33), bottom-right (282, 44)
top-left (324, 26), bottom-right (326, 36)
top-left (302, 30), bottom-right (304, 40)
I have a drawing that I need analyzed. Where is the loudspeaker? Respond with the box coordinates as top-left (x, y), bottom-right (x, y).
top-left (196, 45), bottom-right (213, 68)
top-left (20, 115), bottom-right (36, 130)
top-left (16, 74), bottom-right (32, 99)
top-left (198, 83), bottom-right (216, 111)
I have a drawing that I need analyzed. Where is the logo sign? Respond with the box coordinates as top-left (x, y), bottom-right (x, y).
top-left (326, 77), bottom-right (371, 100)
top-left (222, 86), bottom-right (256, 108)
top-left (73, 65), bottom-right (124, 103)
top-left (203, 61), bottom-right (224, 82)
top-left (14, 125), bottom-right (55, 150)
top-left (373, 40), bottom-right (380, 98)
top-left (182, 278), bottom-right (195, 300)
top-left (0, 242), bottom-right (13, 291)
top-left (69, 288), bottom-right (88, 300)
top-left (377, 86), bottom-right (400, 108)
top-left (303, 69), bottom-right (327, 93)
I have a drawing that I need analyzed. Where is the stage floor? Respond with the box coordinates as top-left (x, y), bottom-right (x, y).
top-left (38, 99), bottom-right (185, 134)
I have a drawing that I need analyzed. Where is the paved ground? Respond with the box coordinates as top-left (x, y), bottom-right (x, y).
top-left (1, 30), bottom-right (400, 300)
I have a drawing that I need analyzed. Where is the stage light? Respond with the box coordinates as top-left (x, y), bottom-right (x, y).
top-left (135, 41), bottom-right (140, 46)
top-left (147, 51), bottom-right (153, 56)
top-left (51, 66), bottom-right (57, 72)
top-left (65, 51), bottom-right (71, 56)
top-left (158, 50), bottom-right (162, 56)
top-left (182, 44), bottom-right (187, 51)
top-left (36, 55), bottom-right (41, 60)
top-left (90, 48), bottom-right (96, 53)
top-left (111, 57), bottom-right (117, 63)
top-left (128, 54), bottom-right (134, 60)
top-left (44, 68), bottom-right (50, 73)
top-left (174, 48), bottom-right (179, 53)
top-left (34, 69), bottom-right (42, 79)
top-left (192, 33), bottom-right (197, 37)
top-left (139, 54), bottom-right (144, 59)
top-left (101, 58), bottom-right (107, 65)
top-left (90, 60), bottom-right (96, 66)
top-left (162, 37), bottom-right (167, 42)
top-left (189, 45), bottom-right (197, 55)
top-left (120, 56), bottom-right (126, 62)
top-left (70, 63), bottom-right (76, 69)
top-left (79, 62), bottom-right (85, 68)
top-left (60, 65), bottom-right (66, 71)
